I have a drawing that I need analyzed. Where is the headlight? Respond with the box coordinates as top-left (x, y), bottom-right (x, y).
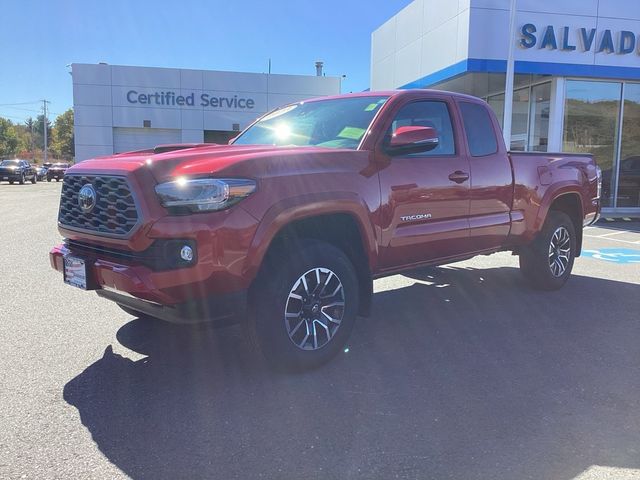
top-left (155, 178), bottom-right (256, 212)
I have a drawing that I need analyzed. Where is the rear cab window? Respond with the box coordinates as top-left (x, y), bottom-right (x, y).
top-left (459, 102), bottom-right (498, 157)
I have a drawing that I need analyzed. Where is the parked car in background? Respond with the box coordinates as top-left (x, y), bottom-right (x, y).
top-left (46, 163), bottom-right (70, 182)
top-left (0, 159), bottom-right (37, 184)
top-left (35, 165), bottom-right (48, 181)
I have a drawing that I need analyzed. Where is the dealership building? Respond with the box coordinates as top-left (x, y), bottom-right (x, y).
top-left (72, 63), bottom-right (341, 161)
top-left (372, 0), bottom-right (640, 215)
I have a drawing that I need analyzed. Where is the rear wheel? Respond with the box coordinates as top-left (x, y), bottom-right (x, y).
top-left (246, 240), bottom-right (359, 372)
top-left (47, 177), bottom-right (51, 182)
top-left (519, 210), bottom-right (576, 290)
top-left (9, 179), bottom-right (14, 185)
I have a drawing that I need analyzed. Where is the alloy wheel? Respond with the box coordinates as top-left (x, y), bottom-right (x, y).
top-left (548, 226), bottom-right (571, 277)
top-left (284, 267), bottom-right (345, 350)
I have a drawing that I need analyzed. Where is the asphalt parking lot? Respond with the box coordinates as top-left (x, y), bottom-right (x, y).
top-left (1, 182), bottom-right (639, 480)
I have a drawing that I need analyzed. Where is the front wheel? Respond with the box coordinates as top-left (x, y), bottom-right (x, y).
top-left (19, 173), bottom-right (25, 185)
top-left (31, 174), bottom-right (37, 184)
top-left (246, 241), bottom-right (359, 372)
top-left (47, 177), bottom-right (51, 182)
top-left (519, 210), bottom-right (576, 291)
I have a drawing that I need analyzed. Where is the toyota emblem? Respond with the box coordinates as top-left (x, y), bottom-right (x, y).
top-left (78, 184), bottom-right (97, 213)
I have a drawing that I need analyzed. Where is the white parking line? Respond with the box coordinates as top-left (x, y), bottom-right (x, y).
top-left (598, 231), bottom-right (630, 237)
top-left (584, 234), bottom-right (640, 245)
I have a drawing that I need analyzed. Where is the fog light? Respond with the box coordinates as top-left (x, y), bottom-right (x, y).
top-left (180, 245), bottom-right (194, 262)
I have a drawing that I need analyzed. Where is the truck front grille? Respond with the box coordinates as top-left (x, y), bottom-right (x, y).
top-left (58, 175), bottom-right (139, 237)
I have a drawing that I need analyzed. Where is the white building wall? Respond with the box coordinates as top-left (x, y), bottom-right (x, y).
top-left (371, 0), bottom-right (640, 90)
top-left (467, 0), bottom-right (640, 66)
top-left (72, 63), bottom-right (341, 161)
top-left (370, 0), bottom-right (471, 90)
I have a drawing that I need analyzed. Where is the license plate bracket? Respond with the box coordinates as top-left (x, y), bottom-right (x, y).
top-left (63, 255), bottom-right (96, 290)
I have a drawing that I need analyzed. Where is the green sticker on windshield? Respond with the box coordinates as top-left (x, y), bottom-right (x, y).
top-left (338, 126), bottom-right (366, 140)
top-left (364, 103), bottom-right (379, 111)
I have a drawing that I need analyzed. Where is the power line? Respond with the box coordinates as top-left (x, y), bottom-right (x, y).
top-left (0, 113), bottom-right (29, 121)
top-left (0, 106), bottom-right (41, 113)
top-left (0, 101), bottom-right (41, 106)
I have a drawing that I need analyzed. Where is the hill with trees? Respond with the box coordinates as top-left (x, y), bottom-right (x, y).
top-left (0, 109), bottom-right (74, 163)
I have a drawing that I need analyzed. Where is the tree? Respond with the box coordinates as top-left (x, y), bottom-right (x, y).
top-left (24, 117), bottom-right (36, 152)
top-left (34, 114), bottom-right (52, 150)
top-left (51, 109), bottom-right (74, 159)
top-left (0, 117), bottom-right (19, 157)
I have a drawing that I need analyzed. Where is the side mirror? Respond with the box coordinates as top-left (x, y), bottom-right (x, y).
top-left (387, 126), bottom-right (439, 155)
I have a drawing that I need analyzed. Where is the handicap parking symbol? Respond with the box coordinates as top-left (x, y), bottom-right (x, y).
top-left (582, 248), bottom-right (640, 264)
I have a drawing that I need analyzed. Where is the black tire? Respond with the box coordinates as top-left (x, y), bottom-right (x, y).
top-left (31, 174), bottom-right (36, 184)
top-left (47, 177), bottom-right (51, 182)
top-left (19, 173), bottom-right (25, 185)
top-left (519, 210), bottom-right (576, 291)
top-left (9, 180), bottom-right (14, 185)
top-left (56, 178), bottom-right (60, 182)
top-left (246, 240), bottom-right (359, 372)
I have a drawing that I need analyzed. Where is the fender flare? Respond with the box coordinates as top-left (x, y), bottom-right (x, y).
top-left (530, 182), bottom-right (585, 254)
top-left (242, 191), bottom-right (378, 282)
top-left (535, 183), bottom-right (585, 231)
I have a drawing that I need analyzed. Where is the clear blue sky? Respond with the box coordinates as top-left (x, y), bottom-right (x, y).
top-left (1, 0), bottom-right (411, 123)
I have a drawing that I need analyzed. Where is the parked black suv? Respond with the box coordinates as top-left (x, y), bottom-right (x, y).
top-left (35, 165), bottom-right (48, 181)
top-left (46, 163), bottom-right (70, 182)
top-left (0, 159), bottom-right (37, 184)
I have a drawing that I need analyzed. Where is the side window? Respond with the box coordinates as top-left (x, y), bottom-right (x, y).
top-left (388, 101), bottom-right (455, 156)
top-left (459, 102), bottom-right (498, 156)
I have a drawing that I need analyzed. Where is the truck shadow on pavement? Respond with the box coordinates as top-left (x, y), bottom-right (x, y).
top-left (63, 266), bottom-right (640, 480)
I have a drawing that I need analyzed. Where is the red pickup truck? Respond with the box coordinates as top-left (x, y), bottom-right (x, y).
top-left (50, 90), bottom-right (601, 370)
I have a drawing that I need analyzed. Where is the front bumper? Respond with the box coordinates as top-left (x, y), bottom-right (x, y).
top-left (96, 288), bottom-right (246, 325)
top-left (0, 173), bottom-right (20, 181)
top-left (49, 243), bottom-right (248, 324)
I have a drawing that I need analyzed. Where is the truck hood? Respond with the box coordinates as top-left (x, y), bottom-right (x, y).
top-left (66, 144), bottom-right (357, 183)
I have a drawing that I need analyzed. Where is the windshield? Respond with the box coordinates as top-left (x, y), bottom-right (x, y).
top-left (232, 96), bottom-right (389, 149)
top-left (52, 163), bottom-right (68, 168)
top-left (0, 160), bottom-right (20, 166)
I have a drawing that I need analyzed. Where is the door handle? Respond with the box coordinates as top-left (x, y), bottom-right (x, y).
top-left (448, 171), bottom-right (469, 183)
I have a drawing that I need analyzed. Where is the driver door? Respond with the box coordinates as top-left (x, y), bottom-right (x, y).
top-left (377, 97), bottom-right (471, 270)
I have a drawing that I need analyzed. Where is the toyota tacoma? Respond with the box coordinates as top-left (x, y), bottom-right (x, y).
top-left (50, 90), bottom-right (601, 370)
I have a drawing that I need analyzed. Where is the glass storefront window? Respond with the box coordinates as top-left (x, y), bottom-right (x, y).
top-left (563, 80), bottom-right (622, 207)
top-left (618, 83), bottom-right (640, 208)
top-left (510, 87), bottom-right (530, 151)
top-left (486, 82), bottom-right (550, 153)
top-left (487, 93), bottom-right (504, 130)
top-left (528, 82), bottom-right (550, 152)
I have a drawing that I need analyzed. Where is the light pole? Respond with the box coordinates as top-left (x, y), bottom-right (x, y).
top-left (503, 0), bottom-right (518, 149)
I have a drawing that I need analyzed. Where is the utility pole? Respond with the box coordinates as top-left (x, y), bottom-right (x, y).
top-left (42, 99), bottom-right (50, 164)
top-left (30, 120), bottom-right (35, 159)
top-left (503, 0), bottom-right (517, 149)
